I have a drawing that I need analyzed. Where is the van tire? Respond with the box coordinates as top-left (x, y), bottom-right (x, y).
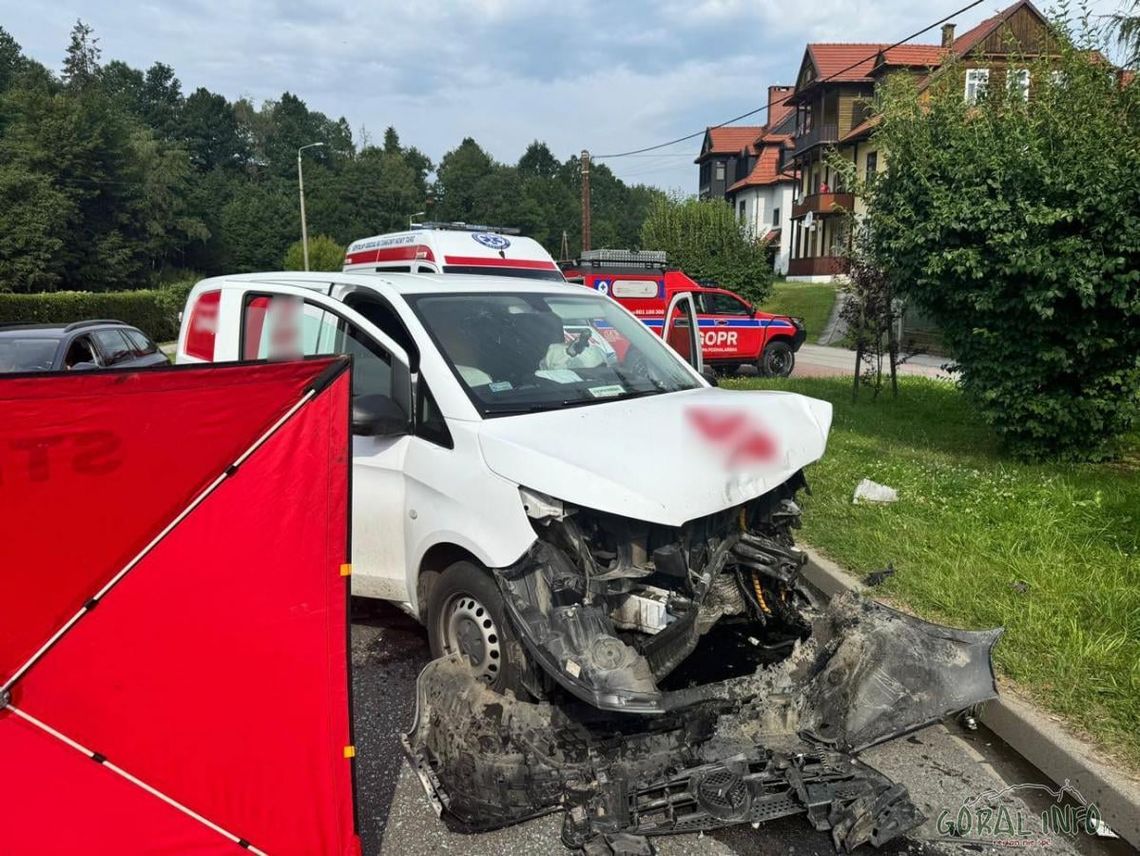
top-left (426, 560), bottom-right (527, 697)
top-left (759, 341), bottom-right (795, 377)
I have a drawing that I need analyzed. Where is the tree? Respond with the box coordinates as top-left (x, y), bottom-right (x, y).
top-left (220, 180), bottom-right (297, 271)
top-left (1109, 0), bottom-right (1140, 67)
top-left (179, 87), bottom-right (249, 171)
top-left (865, 36), bottom-right (1140, 460)
top-left (284, 235), bottom-right (344, 271)
top-left (433, 137), bottom-right (495, 221)
top-left (382, 126), bottom-right (401, 154)
top-left (518, 141), bottom-right (559, 180)
top-left (640, 195), bottom-right (773, 304)
top-left (61, 20), bottom-right (100, 89)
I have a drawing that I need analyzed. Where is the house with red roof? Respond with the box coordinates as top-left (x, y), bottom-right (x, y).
top-left (695, 86), bottom-right (798, 273)
top-left (783, 0), bottom-right (1072, 280)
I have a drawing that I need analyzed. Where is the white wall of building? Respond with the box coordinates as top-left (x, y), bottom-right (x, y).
top-left (733, 182), bottom-right (796, 276)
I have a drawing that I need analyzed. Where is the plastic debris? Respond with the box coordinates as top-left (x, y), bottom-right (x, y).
top-left (853, 479), bottom-right (898, 504)
top-left (863, 564), bottom-right (896, 587)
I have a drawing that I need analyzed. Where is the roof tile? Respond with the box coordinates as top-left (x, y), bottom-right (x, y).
top-left (704, 126), bottom-right (764, 155)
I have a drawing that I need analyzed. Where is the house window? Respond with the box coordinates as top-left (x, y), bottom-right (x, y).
top-left (1007, 68), bottom-right (1030, 100)
top-left (865, 151), bottom-right (878, 180)
top-left (964, 68), bottom-right (989, 103)
top-left (715, 162), bottom-right (725, 181)
top-left (738, 199), bottom-right (746, 221)
top-left (772, 207), bottom-right (780, 227)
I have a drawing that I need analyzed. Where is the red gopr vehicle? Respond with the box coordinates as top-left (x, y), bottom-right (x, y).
top-left (560, 250), bottom-right (806, 377)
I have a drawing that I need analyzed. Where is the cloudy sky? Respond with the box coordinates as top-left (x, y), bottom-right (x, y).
top-left (1, 0), bottom-right (1126, 191)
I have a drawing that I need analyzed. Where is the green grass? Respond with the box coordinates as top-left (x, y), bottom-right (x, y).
top-left (725, 375), bottom-right (1140, 767)
top-left (759, 280), bottom-right (837, 343)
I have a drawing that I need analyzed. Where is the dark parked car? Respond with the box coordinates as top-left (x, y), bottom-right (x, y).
top-left (0, 320), bottom-right (168, 373)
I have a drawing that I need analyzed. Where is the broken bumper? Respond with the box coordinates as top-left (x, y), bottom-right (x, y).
top-left (402, 593), bottom-right (1001, 850)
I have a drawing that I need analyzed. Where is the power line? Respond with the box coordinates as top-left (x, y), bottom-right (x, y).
top-left (593, 0), bottom-right (985, 160)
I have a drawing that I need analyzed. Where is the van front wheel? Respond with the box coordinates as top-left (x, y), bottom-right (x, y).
top-left (426, 560), bottom-right (527, 696)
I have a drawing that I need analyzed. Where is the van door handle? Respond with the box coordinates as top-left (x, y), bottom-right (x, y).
top-left (715, 320), bottom-right (729, 325)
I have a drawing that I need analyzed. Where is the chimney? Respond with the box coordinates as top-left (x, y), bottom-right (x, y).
top-left (768, 85), bottom-right (794, 122)
top-left (941, 23), bottom-right (956, 48)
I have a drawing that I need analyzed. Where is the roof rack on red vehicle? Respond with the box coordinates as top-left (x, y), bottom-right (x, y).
top-left (561, 248), bottom-right (669, 272)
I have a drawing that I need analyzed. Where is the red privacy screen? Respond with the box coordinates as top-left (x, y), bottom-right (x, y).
top-left (0, 358), bottom-right (358, 855)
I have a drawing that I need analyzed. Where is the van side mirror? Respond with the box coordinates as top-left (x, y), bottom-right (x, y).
top-left (352, 393), bottom-right (408, 437)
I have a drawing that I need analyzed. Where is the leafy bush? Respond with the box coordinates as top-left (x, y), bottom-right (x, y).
top-left (0, 283), bottom-right (194, 341)
top-left (866, 38), bottom-right (1140, 460)
top-left (284, 235), bottom-right (345, 272)
top-left (640, 195), bottom-right (774, 305)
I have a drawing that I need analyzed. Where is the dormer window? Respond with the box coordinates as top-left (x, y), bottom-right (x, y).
top-left (964, 68), bottom-right (989, 104)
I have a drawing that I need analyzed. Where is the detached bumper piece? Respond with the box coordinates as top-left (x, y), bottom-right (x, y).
top-left (562, 752), bottom-right (921, 853)
top-left (403, 594), bottom-right (1000, 853)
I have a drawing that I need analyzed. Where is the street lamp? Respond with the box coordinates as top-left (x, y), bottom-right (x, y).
top-left (297, 142), bottom-right (326, 271)
top-left (408, 211), bottom-right (426, 229)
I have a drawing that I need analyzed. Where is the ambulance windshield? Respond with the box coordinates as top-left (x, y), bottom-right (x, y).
top-left (408, 292), bottom-right (701, 416)
top-left (440, 265), bottom-right (565, 282)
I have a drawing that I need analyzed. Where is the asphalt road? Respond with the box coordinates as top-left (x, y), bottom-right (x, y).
top-left (350, 600), bottom-right (1122, 856)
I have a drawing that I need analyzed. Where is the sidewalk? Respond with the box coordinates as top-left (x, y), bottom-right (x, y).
top-left (796, 343), bottom-right (956, 380)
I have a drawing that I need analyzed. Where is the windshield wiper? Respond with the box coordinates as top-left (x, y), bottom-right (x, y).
top-left (482, 389), bottom-right (670, 416)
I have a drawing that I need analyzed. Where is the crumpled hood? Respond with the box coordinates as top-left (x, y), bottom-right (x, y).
top-left (477, 387), bottom-right (832, 526)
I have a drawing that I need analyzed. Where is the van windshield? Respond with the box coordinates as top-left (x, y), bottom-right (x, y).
top-left (408, 292), bottom-right (701, 416)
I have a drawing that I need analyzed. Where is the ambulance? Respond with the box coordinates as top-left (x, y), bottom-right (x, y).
top-left (343, 222), bottom-right (564, 281)
top-left (561, 250), bottom-right (806, 377)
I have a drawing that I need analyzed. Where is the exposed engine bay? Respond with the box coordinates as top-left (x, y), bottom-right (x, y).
top-left (501, 472), bottom-right (815, 713)
top-left (403, 473), bottom-right (1002, 853)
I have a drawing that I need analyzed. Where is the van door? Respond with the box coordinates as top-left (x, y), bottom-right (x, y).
top-left (238, 285), bottom-right (415, 602)
top-left (662, 292), bottom-right (703, 373)
top-left (698, 290), bottom-right (763, 366)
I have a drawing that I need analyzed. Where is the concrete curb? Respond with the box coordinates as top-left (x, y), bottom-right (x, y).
top-left (799, 545), bottom-right (1140, 850)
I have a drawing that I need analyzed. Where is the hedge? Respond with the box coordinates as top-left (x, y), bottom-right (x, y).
top-left (0, 283), bottom-right (195, 342)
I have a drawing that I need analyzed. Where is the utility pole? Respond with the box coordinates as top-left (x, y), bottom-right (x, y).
top-left (580, 149), bottom-right (591, 253)
top-left (560, 230), bottom-right (570, 261)
top-left (297, 142), bottom-right (326, 271)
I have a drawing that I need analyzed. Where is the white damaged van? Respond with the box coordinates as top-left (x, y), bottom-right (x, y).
top-left (178, 271), bottom-right (1002, 849)
top-left (176, 271), bottom-right (837, 709)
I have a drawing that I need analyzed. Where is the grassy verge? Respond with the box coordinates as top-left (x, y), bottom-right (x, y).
top-left (726, 374), bottom-right (1140, 767)
top-left (760, 280), bottom-right (837, 343)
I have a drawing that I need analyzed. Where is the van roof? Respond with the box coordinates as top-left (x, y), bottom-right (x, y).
top-left (344, 227), bottom-right (559, 275)
top-left (195, 270), bottom-right (588, 300)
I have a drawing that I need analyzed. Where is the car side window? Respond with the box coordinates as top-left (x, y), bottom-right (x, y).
top-left (242, 293), bottom-right (403, 410)
top-left (92, 329), bottom-right (132, 364)
top-left (123, 329), bottom-right (158, 355)
top-left (707, 294), bottom-right (751, 316)
top-left (64, 335), bottom-right (99, 369)
top-left (416, 380), bottom-right (453, 449)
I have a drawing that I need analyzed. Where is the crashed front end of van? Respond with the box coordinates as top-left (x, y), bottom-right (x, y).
top-left (403, 399), bottom-right (1002, 853)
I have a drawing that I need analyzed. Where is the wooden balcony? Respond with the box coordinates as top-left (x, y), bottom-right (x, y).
top-left (787, 122), bottom-right (839, 161)
top-left (791, 192), bottom-right (855, 220)
top-left (787, 256), bottom-right (848, 278)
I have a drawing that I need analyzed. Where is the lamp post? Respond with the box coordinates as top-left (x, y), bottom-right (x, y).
top-left (408, 211), bottom-right (426, 229)
top-left (297, 142), bottom-right (326, 271)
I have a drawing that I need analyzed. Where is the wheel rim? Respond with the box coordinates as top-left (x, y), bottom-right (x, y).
top-left (438, 593), bottom-right (502, 684)
top-left (767, 348), bottom-right (791, 376)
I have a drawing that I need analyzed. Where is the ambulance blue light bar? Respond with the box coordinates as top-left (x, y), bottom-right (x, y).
top-left (410, 221), bottom-right (522, 235)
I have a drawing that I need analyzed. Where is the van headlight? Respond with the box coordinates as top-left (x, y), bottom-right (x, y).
top-left (519, 487), bottom-right (566, 521)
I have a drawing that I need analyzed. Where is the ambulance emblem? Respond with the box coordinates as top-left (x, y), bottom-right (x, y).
top-left (472, 232), bottom-right (511, 250)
